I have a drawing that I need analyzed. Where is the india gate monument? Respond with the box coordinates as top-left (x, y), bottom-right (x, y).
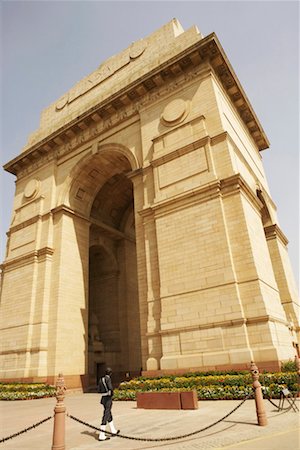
top-left (1, 20), bottom-right (299, 389)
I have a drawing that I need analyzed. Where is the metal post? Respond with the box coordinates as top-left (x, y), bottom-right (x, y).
top-left (250, 361), bottom-right (268, 426)
top-left (52, 373), bottom-right (66, 450)
top-left (295, 355), bottom-right (300, 397)
top-left (295, 355), bottom-right (300, 375)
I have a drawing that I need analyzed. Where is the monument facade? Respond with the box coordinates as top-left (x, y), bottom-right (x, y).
top-left (1, 20), bottom-right (299, 388)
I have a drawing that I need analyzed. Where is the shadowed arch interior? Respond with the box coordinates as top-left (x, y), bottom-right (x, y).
top-left (68, 146), bottom-right (134, 218)
top-left (87, 149), bottom-right (141, 386)
top-left (91, 173), bottom-right (133, 230)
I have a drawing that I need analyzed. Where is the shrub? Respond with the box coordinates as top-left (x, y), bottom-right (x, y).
top-left (281, 359), bottom-right (297, 372)
top-left (0, 383), bottom-right (56, 401)
top-left (114, 371), bottom-right (298, 401)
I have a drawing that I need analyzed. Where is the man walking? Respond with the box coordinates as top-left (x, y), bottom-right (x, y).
top-left (98, 367), bottom-right (120, 441)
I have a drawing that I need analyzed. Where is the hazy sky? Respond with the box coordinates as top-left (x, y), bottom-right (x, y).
top-left (0, 1), bottom-right (299, 284)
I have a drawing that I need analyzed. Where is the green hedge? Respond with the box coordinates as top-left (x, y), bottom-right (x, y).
top-left (1, 369), bottom-right (298, 401)
top-left (281, 359), bottom-right (297, 372)
top-left (0, 383), bottom-right (56, 401)
top-left (113, 371), bottom-right (298, 401)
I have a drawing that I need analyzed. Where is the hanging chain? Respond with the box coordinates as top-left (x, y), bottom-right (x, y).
top-left (264, 393), bottom-right (297, 411)
top-left (67, 393), bottom-right (251, 442)
top-left (0, 416), bottom-right (53, 444)
top-left (1, 389), bottom-right (297, 445)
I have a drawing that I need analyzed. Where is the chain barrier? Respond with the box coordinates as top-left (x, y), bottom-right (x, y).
top-left (67, 392), bottom-right (252, 442)
top-left (0, 389), bottom-right (296, 445)
top-left (0, 416), bottom-right (52, 444)
top-left (262, 387), bottom-right (299, 412)
top-left (264, 395), bottom-right (291, 411)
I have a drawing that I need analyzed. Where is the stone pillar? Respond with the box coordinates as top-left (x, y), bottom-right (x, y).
top-left (49, 207), bottom-right (90, 384)
top-left (222, 179), bottom-right (296, 367)
top-left (250, 361), bottom-right (268, 426)
top-left (142, 209), bottom-right (162, 371)
top-left (264, 225), bottom-right (300, 337)
top-left (0, 215), bottom-right (55, 379)
top-left (130, 168), bottom-right (161, 372)
top-left (52, 373), bottom-right (66, 450)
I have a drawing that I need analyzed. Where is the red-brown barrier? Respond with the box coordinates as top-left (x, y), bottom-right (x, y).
top-left (137, 390), bottom-right (198, 410)
top-left (181, 390), bottom-right (198, 409)
top-left (52, 373), bottom-right (66, 450)
top-left (250, 361), bottom-right (268, 426)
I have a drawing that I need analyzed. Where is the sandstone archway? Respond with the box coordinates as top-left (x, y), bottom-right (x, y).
top-left (68, 146), bottom-right (141, 385)
top-left (1, 21), bottom-right (298, 387)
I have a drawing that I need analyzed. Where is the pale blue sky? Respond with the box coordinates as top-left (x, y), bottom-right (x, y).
top-left (0, 1), bottom-right (299, 284)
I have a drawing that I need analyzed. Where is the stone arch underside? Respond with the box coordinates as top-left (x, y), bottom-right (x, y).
top-left (61, 143), bottom-right (139, 216)
top-left (68, 147), bottom-right (142, 384)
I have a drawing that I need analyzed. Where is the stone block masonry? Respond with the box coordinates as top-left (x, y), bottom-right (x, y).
top-left (0, 19), bottom-right (299, 387)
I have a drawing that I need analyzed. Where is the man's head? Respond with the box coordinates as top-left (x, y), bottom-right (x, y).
top-left (105, 367), bottom-right (112, 375)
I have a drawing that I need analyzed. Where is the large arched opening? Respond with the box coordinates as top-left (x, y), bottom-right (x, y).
top-left (68, 146), bottom-right (142, 386)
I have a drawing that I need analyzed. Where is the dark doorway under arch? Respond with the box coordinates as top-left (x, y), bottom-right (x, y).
top-left (87, 167), bottom-right (141, 386)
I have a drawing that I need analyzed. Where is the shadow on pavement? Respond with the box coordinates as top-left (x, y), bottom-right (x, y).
top-left (81, 430), bottom-right (99, 440)
top-left (224, 419), bottom-right (257, 426)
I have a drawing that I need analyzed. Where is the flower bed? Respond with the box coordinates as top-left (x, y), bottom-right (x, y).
top-left (0, 383), bottom-right (56, 401)
top-left (113, 371), bottom-right (298, 401)
top-left (0, 368), bottom-right (297, 401)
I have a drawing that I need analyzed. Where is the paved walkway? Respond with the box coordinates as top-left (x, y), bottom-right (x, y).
top-left (0, 394), bottom-right (299, 449)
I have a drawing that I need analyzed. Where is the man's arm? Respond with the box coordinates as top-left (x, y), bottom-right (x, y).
top-left (106, 375), bottom-right (113, 394)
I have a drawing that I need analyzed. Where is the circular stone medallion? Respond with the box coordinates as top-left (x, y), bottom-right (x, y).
top-left (24, 179), bottom-right (40, 199)
top-left (129, 39), bottom-right (147, 59)
top-left (55, 94), bottom-right (69, 111)
top-left (161, 99), bottom-right (187, 125)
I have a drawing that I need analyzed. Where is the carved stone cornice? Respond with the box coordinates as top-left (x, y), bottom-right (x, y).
top-left (151, 135), bottom-right (210, 167)
top-left (220, 173), bottom-right (262, 209)
top-left (264, 224), bottom-right (289, 246)
top-left (51, 204), bottom-right (92, 225)
top-left (126, 167), bottom-right (144, 181)
top-left (139, 173), bottom-right (263, 220)
top-left (7, 214), bottom-right (42, 236)
top-left (1, 247), bottom-right (54, 271)
top-left (4, 32), bottom-right (269, 177)
top-left (148, 314), bottom-right (290, 337)
top-left (0, 346), bottom-right (48, 355)
top-left (4, 64), bottom-right (207, 178)
top-left (210, 131), bottom-right (228, 146)
top-left (37, 247), bottom-right (55, 257)
top-left (139, 179), bottom-right (221, 220)
top-left (51, 204), bottom-right (82, 217)
top-left (246, 314), bottom-right (289, 327)
top-left (155, 318), bottom-right (247, 336)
